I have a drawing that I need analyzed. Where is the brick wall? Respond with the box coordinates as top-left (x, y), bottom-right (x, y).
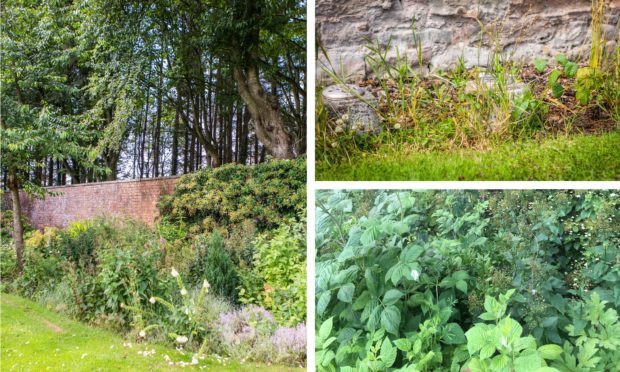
top-left (16, 176), bottom-right (180, 230)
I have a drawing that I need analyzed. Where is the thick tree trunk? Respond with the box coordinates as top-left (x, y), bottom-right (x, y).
top-left (171, 108), bottom-right (179, 175)
top-left (233, 65), bottom-right (295, 159)
top-left (7, 171), bottom-right (24, 275)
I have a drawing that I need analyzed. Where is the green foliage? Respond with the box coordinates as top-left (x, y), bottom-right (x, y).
top-left (534, 58), bottom-right (548, 74)
top-left (465, 291), bottom-right (563, 372)
top-left (158, 159), bottom-right (306, 235)
top-left (189, 232), bottom-right (239, 303)
top-left (316, 190), bottom-right (620, 371)
top-left (239, 222), bottom-right (306, 326)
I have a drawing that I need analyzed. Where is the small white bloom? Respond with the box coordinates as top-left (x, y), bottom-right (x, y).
top-left (203, 280), bottom-right (210, 290)
top-left (180, 288), bottom-right (188, 296)
top-left (149, 297), bottom-right (156, 304)
top-left (341, 114), bottom-right (349, 122)
top-left (176, 336), bottom-right (188, 344)
top-left (335, 119), bottom-right (344, 126)
top-left (81, 353), bottom-right (88, 359)
top-left (394, 123), bottom-right (401, 129)
top-left (139, 330), bottom-right (146, 338)
top-left (411, 269), bottom-right (420, 281)
top-left (171, 268), bottom-right (179, 278)
top-left (192, 357), bottom-right (199, 365)
top-left (334, 126), bottom-right (344, 133)
top-left (531, 289), bottom-right (537, 295)
top-left (331, 142), bottom-right (338, 148)
top-left (184, 308), bottom-right (189, 315)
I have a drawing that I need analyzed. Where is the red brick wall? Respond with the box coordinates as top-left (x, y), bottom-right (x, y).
top-left (17, 176), bottom-right (180, 230)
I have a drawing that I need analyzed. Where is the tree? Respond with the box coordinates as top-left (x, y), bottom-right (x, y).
top-left (1, 1), bottom-right (99, 273)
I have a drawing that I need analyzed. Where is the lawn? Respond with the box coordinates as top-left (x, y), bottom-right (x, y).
top-left (316, 130), bottom-right (620, 181)
top-left (0, 293), bottom-right (300, 371)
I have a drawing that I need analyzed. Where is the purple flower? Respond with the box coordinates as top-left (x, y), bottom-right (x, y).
top-left (271, 323), bottom-right (306, 355)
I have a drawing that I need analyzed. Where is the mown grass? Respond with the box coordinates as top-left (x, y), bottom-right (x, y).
top-left (0, 293), bottom-right (300, 371)
top-left (316, 130), bottom-right (620, 181)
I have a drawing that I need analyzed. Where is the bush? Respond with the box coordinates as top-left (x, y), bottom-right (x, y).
top-left (315, 190), bottom-right (620, 371)
top-left (158, 158), bottom-right (306, 236)
top-left (0, 241), bottom-right (17, 282)
top-left (239, 221), bottom-right (306, 326)
top-left (189, 232), bottom-right (239, 303)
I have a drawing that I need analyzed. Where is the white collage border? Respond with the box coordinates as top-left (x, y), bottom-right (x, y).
top-left (304, 1), bottom-right (620, 370)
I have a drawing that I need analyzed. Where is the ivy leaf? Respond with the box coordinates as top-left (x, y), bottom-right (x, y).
top-left (381, 305), bottom-right (401, 335)
top-left (383, 289), bottom-right (404, 306)
top-left (337, 283), bottom-right (355, 303)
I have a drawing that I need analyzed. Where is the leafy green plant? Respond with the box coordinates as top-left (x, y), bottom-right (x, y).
top-left (464, 290), bottom-right (564, 372)
top-left (534, 58), bottom-right (548, 74)
top-left (239, 222), bottom-right (306, 326)
top-left (189, 232), bottom-right (239, 303)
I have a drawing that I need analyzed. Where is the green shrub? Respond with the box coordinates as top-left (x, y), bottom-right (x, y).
top-left (189, 232), bottom-right (239, 303)
top-left (315, 190), bottom-right (620, 371)
top-left (158, 158), bottom-right (306, 236)
top-left (239, 221), bottom-right (306, 326)
top-left (0, 241), bottom-right (17, 282)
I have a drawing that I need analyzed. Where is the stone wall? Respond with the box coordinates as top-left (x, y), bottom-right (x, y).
top-left (316, 0), bottom-right (620, 82)
top-left (15, 176), bottom-right (180, 230)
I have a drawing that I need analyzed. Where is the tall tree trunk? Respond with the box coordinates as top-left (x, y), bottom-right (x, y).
top-left (171, 108), bottom-right (179, 175)
top-left (7, 170), bottom-right (24, 275)
top-left (233, 65), bottom-right (295, 159)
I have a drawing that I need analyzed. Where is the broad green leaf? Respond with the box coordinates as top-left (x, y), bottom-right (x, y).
top-left (394, 338), bottom-right (411, 351)
top-left (337, 283), bottom-right (355, 303)
top-left (515, 352), bottom-right (542, 372)
top-left (538, 344), bottom-right (564, 360)
top-left (456, 280), bottom-right (468, 294)
top-left (442, 323), bottom-right (466, 345)
top-left (352, 290), bottom-right (370, 311)
top-left (317, 291), bottom-right (331, 316)
top-left (381, 305), bottom-right (401, 335)
top-left (380, 338), bottom-right (397, 368)
top-left (383, 289), bottom-right (404, 306)
top-left (318, 317), bottom-right (333, 342)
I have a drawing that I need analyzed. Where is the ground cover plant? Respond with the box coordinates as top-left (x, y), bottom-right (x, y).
top-left (0, 159), bottom-right (307, 369)
top-left (316, 3), bottom-right (620, 180)
top-left (315, 190), bottom-right (620, 371)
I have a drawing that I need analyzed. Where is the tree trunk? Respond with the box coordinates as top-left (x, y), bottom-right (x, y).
top-left (233, 65), bottom-right (295, 159)
top-left (7, 170), bottom-right (24, 275)
top-left (171, 108), bottom-right (179, 175)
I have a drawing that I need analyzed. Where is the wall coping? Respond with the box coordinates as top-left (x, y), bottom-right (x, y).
top-left (41, 175), bottom-right (182, 191)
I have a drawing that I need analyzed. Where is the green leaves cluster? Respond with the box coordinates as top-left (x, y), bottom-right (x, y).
top-left (316, 190), bottom-right (620, 371)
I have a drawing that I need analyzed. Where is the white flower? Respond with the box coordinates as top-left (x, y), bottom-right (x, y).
top-left (176, 336), bottom-right (188, 344)
top-left (171, 268), bottom-right (179, 278)
top-left (191, 357), bottom-right (199, 365)
top-left (531, 289), bottom-right (537, 295)
top-left (184, 308), bottom-right (189, 315)
top-left (180, 288), bottom-right (188, 296)
top-left (341, 114), bottom-right (349, 122)
top-left (335, 119), bottom-right (344, 126)
top-left (149, 297), bottom-right (156, 304)
top-left (394, 123), bottom-right (401, 129)
top-left (331, 142), bottom-right (338, 148)
top-left (411, 269), bottom-right (420, 281)
top-left (334, 126), bottom-right (344, 133)
top-left (203, 280), bottom-right (210, 290)
top-left (81, 353), bottom-right (88, 359)
top-left (139, 330), bottom-right (146, 338)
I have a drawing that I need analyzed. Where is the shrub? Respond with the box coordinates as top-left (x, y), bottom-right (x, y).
top-left (315, 190), bottom-right (620, 371)
top-left (239, 221), bottom-right (306, 326)
top-left (0, 241), bottom-right (17, 282)
top-left (189, 232), bottom-right (239, 303)
top-left (158, 158), bottom-right (306, 236)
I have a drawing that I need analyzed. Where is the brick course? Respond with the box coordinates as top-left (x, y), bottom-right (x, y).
top-left (16, 176), bottom-right (180, 230)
